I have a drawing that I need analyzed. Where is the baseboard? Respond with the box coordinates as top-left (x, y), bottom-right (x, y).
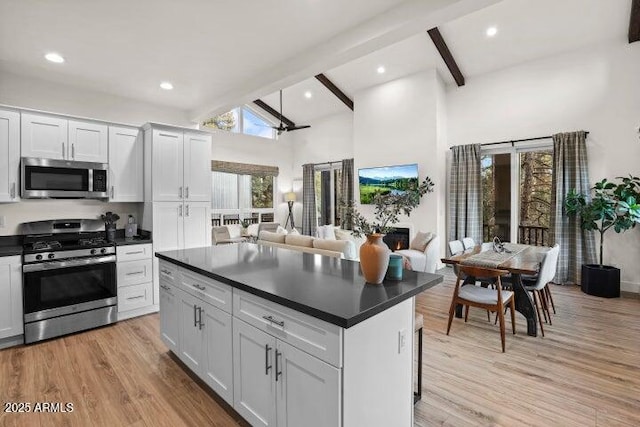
top-left (117, 304), bottom-right (159, 321)
top-left (621, 281), bottom-right (640, 294)
top-left (0, 334), bottom-right (24, 350)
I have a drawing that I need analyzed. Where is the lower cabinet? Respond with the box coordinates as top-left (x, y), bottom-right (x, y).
top-left (233, 318), bottom-right (341, 427)
top-left (116, 244), bottom-right (155, 320)
top-left (0, 256), bottom-right (23, 341)
top-left (159, 278), bottom-right (179, 354)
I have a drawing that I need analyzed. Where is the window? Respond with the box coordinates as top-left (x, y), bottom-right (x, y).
top-left (314, 164), bottom-right (342, 227)
top-left (202, 106), bottom-right (275, 140)
top-left (212, 172), bottom-right (275, 210)
top-left (482, 145), bottom-right (553, 246)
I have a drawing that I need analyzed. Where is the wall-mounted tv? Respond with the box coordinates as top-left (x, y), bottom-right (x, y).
top-left (358, 163), bottom-right (419, 204)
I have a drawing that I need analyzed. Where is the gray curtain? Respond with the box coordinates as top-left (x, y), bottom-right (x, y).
top-left (302, 164), bottom-right (316, 236)
top-left (340, 158), bottom-right (354, 230)
top-left (550, 131), bottom-right (596, 284)
top-left (448, 144), bottom-right (482, 244)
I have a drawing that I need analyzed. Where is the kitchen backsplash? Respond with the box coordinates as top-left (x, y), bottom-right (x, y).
top-left (0, 199), bottom-right (142, 236)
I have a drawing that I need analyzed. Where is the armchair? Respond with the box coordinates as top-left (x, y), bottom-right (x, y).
top-left (395, 234), bottom-right (440, 273)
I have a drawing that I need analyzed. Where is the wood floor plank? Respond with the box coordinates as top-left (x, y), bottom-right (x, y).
top-left (1, 267), bottom-right (638, 426)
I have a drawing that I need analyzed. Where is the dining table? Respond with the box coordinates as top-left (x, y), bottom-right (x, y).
top-left (441, 243), bottom-right (550, 337)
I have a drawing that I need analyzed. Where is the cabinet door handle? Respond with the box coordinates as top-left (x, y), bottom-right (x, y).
top-left (193, 283), bottom-right (205, 291)
top-left (127, 295), bottom-right (145, 301)
top-left (71, 143), bottom-right (75, 159)
top-left (179, 186), bottom-right (183, 199)
top-left (193, 304), bottom-right (198, 327)
top-left (62, 142), bottom-right (65, 158)
top-left (125, 270), bottom-right (144, 276)
top-left (262, 315), bottom-right (285, 328)
top-left (179, 205), bottom-right (183, 217)
top-left (126, 250), bottom-right (144, 255)
top-left (265, 344), bottom-right (272, 375)
top-left (185, 186), bottom-right (189, 199)
top-left (161, 269), bottom-right (172, 276)
top-left (275, 350), bottom-right (282, 382)
top-left (10, 182), bottom-right (16, 199)
top-left (110, 186), bottom-right (114, 199)
top-left (198, 307), bottom-right (204, 330)
top-left (186, 205), bottom-right (190, 217)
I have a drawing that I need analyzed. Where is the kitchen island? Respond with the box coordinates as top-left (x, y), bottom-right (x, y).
top-left (156, 243), bottom-right (442, 427)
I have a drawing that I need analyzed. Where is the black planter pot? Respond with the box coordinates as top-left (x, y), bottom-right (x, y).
top-left (581, 264), bottom-right (620, 298)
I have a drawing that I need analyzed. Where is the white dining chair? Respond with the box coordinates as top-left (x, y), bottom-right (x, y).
top-left (462, 237), bottom-right (476, 250)
top-left (524, 244), bottom-right (560, 337)
top-left (448, 240), bottom-right (464, 256)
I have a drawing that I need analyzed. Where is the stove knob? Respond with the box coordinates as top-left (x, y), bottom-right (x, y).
top-left (36, 254), bottom-right (43, 260)
top-left (90, 249), bottom-right (97, 255)
top-left (100, 248), bottom-right (107, 254)
top-left (48, 253), bottom-right (55, 259)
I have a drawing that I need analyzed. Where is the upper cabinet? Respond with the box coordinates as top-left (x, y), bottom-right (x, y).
top-left (21, 112), bottom-right (108, 163)
top-left (21, 113), bottom-right (68, 160)
top-left (68, 120), bottom-right (108, 163)
top-left (144, 124), bottom-right (212, 203)
top-left (109, 126), bottom-right (143, 202)
top-left (0, 109), bottom-right (20, 203)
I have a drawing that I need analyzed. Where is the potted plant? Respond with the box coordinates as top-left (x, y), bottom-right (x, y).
top-left (346, 177), bottom-right (434, 284)
top-left (101, 211), bottom-right (121, 243)
top-left (565, 175), bottom-right (640, 297)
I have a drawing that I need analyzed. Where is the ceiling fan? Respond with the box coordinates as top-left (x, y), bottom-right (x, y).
top-left (272, 90), bottom-right (310, 135)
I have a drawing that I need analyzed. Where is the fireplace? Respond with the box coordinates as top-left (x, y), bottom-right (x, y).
top-left (383, 228), bottom-right (410, 251)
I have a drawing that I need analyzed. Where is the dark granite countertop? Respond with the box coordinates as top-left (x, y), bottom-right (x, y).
top-left (0, 235), bottom-right (23, 257)
top-left (156, 244), bottom-right (442, 328)
top-left (113, 229), bottom-right (152, 246)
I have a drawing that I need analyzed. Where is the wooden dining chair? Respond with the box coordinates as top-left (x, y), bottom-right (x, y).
top-left (446, 265), bottom-right (516, 352)
top-left (523, 244), bottom-right (560, 337)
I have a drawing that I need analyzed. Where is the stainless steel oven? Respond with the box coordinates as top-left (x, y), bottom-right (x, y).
top-left (21, 157), bottom-right (108, 199)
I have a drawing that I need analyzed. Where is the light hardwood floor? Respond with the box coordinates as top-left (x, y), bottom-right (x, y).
top-left (1, 268), bottom-right (638, 427)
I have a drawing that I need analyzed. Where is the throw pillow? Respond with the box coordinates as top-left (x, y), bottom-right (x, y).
top-left (259, 230), bottom-right (286, 244)
top-left (316, 225), bottom-right (336, 240)
top-left (289, 228), bottom-right (300, 235)
top-left (285, 234), bottom-right (314, 248)
top-left (276, 226), bottom-right (288, 235)
top-left (410, 231), bottom-right (435, 252)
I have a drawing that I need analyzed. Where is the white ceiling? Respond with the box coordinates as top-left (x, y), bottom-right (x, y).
top-left (260, 0), bottom-right (632, 124)
top-left (0, 0), bottom-right (496, 122)
top-left (0, 0), bottom-right (631, 126)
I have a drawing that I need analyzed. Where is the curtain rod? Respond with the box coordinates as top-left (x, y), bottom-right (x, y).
top-left (312, 159), bottom-right (345, 167)
top-left (449, 132), bottom-right (590, 149)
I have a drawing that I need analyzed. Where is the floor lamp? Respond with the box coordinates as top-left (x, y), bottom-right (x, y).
top-left (284, 192), bottom-right (296, 229)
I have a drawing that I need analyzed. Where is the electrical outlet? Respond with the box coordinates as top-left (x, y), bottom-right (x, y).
top-left (0, 215), bottom-right (5, 228)
top-left (398, 329), bottom-right (407, 354)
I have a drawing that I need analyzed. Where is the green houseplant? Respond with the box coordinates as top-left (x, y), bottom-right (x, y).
top-left (565, 175), bottom-right (640, 296)
top-left (345, 177), bottom-right (434, 284)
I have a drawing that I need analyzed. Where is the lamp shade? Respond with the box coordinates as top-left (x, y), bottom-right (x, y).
top-left (285, 192), bottom-right (296, 202)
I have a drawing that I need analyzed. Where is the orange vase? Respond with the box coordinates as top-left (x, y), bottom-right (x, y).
top-left (359, 234), bottom-right (391, 284)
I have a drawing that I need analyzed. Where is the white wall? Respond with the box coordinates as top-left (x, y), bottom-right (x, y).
top-left (353, 69), bottom-right (447, 255)
top-left (209, 130), bottom-right (294, 226)
top-left (0, 71), bottom-right (194, 236)
top-left (447, 39), bottom-right (640, 292)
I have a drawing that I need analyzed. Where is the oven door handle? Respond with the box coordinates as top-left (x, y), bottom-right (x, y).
top-left (23, 255), bottom-right (116, 273)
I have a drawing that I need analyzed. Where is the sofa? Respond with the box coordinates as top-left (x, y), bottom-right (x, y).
top-left (257, 230), bottom-right (358, 260)
top-left (395, 232), bottom-right (440, 274)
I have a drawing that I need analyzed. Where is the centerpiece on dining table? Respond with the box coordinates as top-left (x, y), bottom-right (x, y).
top-left (345, 177), bottom-right (434, 284)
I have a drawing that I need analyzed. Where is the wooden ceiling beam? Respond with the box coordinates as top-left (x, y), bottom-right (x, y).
top-left (252, 99), bottom-right (296, 127)
top-left (314, 73), bottom-right (354, 111)
top-left (630, 0), bottom-right (640, 43)
top-left (427, 27), bottom-right (465, 87)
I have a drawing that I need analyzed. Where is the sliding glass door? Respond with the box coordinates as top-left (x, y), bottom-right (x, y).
top-left (314, 166), bottom-right (342, 227)
top-left (481, 144), bottom-right (552, 246)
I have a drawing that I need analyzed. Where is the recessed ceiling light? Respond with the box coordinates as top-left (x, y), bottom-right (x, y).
top-left (486, 26), bottom-right (498, 37)
top-left (45, 53), bottom-right (64, 63)
top-left (304, 91), bottom-right (312, 99)
top-left (160, 82), bottom-right (174, 90)
top-left (377, 66), bottom-right (386, 74)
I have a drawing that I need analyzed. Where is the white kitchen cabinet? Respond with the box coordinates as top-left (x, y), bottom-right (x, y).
top-left (151, 128), bottom-right (184, 202)
top-left (159, 278), bottom-right (179, 354)
top-left (183, 132), bottom-right (212, 202)
top-left (68, 120), bottom-right (108, 163)
top-left (177, 289), bottom-right (204, 374)
top-left (116, 243), bottom-right (155, 321)
top-left (21, 112), bottom-right (68, 160)
top-left (201, 300), bottom-right (233, 405)
top-left (233, 317), bottom-right (277, 427)
top-left (152, 202), bottom-right (185, 251)
top-left (0, 256), bottom-right (23, 340)
top-left (108, 126), bottom-right (143, 202)
top-left (183, 202), bottom-right (212, 249)
top-left (21, 113), bottom-right (108, 162)
top-left (276, 340), bottom-right (341, 427)
top-left (0, 109), bottom-right (20, 202)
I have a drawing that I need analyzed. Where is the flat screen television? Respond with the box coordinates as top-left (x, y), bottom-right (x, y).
top-left (358, 163), bottom-right (419, 204)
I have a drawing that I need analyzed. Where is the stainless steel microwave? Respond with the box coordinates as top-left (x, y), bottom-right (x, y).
top-left (21, 157), bottom-right (109, 199)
